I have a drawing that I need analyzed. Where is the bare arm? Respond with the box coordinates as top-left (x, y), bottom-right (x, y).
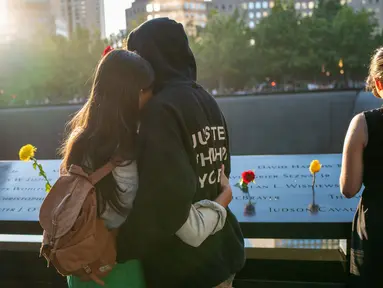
top-left (339, 113), bottom-right (367, 198)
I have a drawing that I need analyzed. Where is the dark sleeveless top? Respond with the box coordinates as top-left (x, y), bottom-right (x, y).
top-left (351, 108), bottom-right (383, 287)
top-left (362, 109), bottom-right (383, 191)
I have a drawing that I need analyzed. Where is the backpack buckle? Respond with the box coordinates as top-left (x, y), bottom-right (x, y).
top-left (83, 265), bottom-right (92, 274)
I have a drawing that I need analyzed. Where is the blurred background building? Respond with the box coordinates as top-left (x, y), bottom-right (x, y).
top-left (0, 0), bottom-right (381, 42)
top-left (348, 0), bottom-right (383, 29)
top-left (125, 0), bottom-right (208, 34)
top-left (125, 0), bottom-right (317, 33)
top-left (125, 0), bottom-right (383, 34)
top-left (0, 0), bottom-right (106, 44)
top-left (51, 0), bottom-right (106, 38)
top-left (2, 0), bottom-right (55, 43)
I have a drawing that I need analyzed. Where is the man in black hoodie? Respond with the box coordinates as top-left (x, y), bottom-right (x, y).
top-left (117, 18), bottom-right (245, 287)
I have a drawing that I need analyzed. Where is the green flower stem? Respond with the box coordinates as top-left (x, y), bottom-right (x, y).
top-left (32, 158), bottom-right (51, 192)
top-left (242, 183), bottom-right (255, 205)
top-left (237, 180), bottom-right (255, 206)
top-left (312, 173), bottom-right (316, 205)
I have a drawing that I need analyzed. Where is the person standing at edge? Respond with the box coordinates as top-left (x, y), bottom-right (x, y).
top-left (340, 47), bottom-right (383, 287)
top-left (116, 18), bottom-right (245, 288)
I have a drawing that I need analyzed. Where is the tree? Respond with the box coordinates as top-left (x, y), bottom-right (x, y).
top-left (313, 0), bottom-right (342, 21)
top-left (305, 1), bottom-right (376, 82)
top-left (252, 1), bottom-right (310, 83)
top-left (1, 28), bottom-right (108, 106)
top-left (192, 10), bottom-right (254, 92)
top-left (1, 1), bottom-right (382, 105)
top-left (109, 30), bottom-right (127, 48)
top-left (331, 6), bottom-right (378, 81)
top-left (299, 14), bottom-right (336, 81)
top-left (252, 0), bottom-right (379, 85)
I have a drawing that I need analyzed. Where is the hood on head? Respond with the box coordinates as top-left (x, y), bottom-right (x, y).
top-left (127, 18), bottom-right (197, 92)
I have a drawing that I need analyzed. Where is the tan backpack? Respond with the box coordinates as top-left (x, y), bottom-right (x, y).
top-left (39, 161), bottom-right (117, 286)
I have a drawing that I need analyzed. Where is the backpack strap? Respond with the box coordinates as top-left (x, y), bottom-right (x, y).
top-left (88, 161), bottom-right (116, 185)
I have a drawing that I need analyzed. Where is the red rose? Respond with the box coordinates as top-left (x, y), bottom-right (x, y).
top-left (102, 45), bottom-right (114, 57)
top-left (241, 170), bottom-right (255, 184)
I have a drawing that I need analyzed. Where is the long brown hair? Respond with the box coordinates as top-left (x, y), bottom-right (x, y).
top-left (61, 50), bottom-right (154, 215)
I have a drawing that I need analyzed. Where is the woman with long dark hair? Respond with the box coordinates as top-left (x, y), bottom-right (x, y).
top-left (61, 49), bottom-right (233, 288)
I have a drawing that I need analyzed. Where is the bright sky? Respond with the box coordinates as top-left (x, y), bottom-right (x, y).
top-left (104, 0), bottom-right (133, 37)
top-left (0, 0), bottom-right (7, 29)
top-left (0, 0), bottom-right (129, 37)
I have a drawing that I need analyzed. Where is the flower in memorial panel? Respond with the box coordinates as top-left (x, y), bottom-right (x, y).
top-left (308, 159), bottom-right (321, 213)
top-left (309, 160), bottom-right (321, 174)
top-left (233, 169), bottom-right (257, 216)
top-left (236, 170), bottom-right (255, 192)
top-left (18, 144), bottom-right (51, 192)
top-left (242, 170), bottom-right (255, 184)
top-left (19, 144), bottom-right (36, 161)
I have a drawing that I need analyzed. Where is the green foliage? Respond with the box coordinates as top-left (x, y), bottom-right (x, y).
top-left (191, 1), bottom-right (382, 90)
top-left (331, 6), bottom-right (377, 78)
top-left (0, 28), bottom-right (108, 105)
top-left (0, 4), bottom-right (382, 103)
top-left (0, 15), bottom-right (150, 106)
top-left (314, 0), bottom-right (342, 21)
top-left (252, 1), bottom-right (309, 82)
top-left (32, 158), bottom-right (52, 192)
top-left (193, 10), bottom-right (254, 92)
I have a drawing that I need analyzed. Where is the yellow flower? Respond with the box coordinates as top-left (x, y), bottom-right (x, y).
top-left (19, 144), bottom-right (37, 161)
top-left (309, 160), bottom-right (321, 174)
